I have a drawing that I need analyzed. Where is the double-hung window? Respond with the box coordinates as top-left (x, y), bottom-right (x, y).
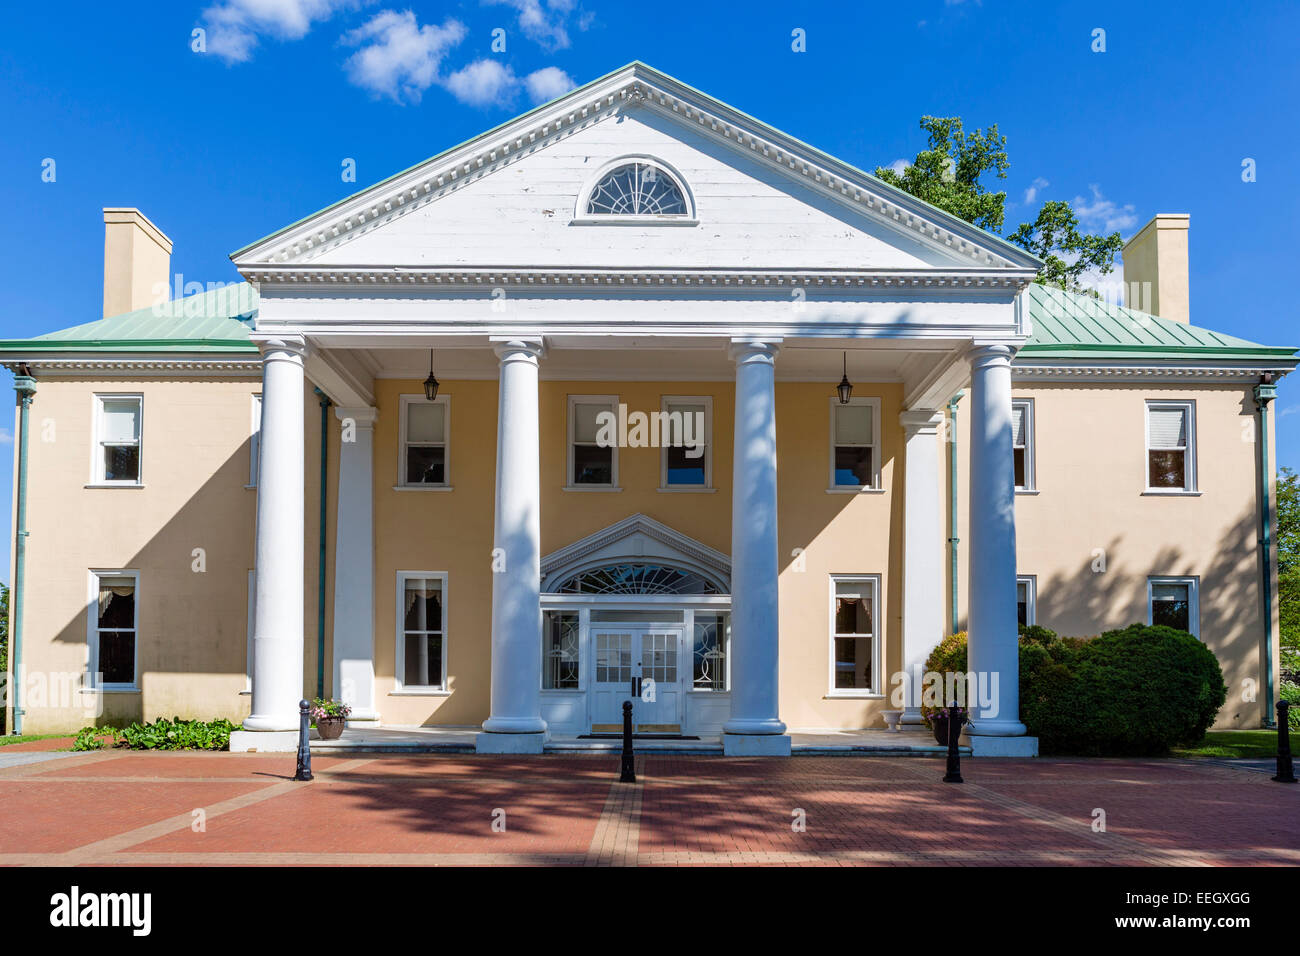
top-left (1012, 399), bottom-right (1035, 491)
top-left (249, 394), bottom-right (262, 486)
top-left (830, 575), bottom-right (880, 694)
top-left (1148, 576), bottom-right (1199, 637)
top-left (91, 571), bottom-right (138, 688)
top-left (660, 395), bottom-right (712, 489)
top-left (1016, 575), bottom-right (1037, 626)
top-left (397, 573), bottom-right (447, 690)
top-left (1146, 401), bottom-right (1196, 492)
top-left (94, 395), bottom-right (142, 484)
top-left (400, 396), bottom-right (449, 487)
top-left (829, 398), bottom-right (881, 490)
top-left (568, 395), bottom-right (618, 488)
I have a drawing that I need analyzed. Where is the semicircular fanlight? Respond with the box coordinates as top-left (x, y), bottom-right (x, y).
top-left (586, 163), bottom-right (688, 216)
top-left (557, 563), bottom-right (719, 595)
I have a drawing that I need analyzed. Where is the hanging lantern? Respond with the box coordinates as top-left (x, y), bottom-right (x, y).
top-left (423, 348), bottom-right (440, 401)
top-left (836, 351), bottom-right (853, 404)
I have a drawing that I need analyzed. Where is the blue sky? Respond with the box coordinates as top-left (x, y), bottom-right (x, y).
top-left (0, 0), bottom-right (1297, 580)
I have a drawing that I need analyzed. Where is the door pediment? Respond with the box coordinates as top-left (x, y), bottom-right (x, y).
top-left (541, 513), bottom-right (730, 593)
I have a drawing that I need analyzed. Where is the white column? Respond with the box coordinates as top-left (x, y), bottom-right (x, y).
top-left (966, 343), bottom-right (1027, 741)
top-left (238, 334), bottom-right (307, 746)
top-left (478, 338), bottom-right (547, 753)
top-left (899, 408), bottom-right (945, 724)
top-left (723, 339), bottom-right (790, 755)
top-left (332, 406), bottom-right (378, 724)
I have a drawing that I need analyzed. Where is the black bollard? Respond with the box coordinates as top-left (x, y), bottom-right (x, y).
top-left (294, 698), bottom-right (313, 782)
top-left (942, 704), bottom-right (964, 784)
top-left (619, 700), bottom-right (636, 783)
top-left (1273, 700), bottom-right (1296, 784)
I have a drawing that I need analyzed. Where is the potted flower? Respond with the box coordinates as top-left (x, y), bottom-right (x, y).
top-left (310, 698), bottom-right (351, 740)
top-left (924, 704), bottom-right (968, 747)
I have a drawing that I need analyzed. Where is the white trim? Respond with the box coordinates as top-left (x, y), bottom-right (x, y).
top-left (394, 571), bottom-right (449, 692)
top-left (397, 394), bottom-right (450, 488)
top-left (87, 569), bottom-right (140, 691)
top-left (540, 513), bottom-right (731, 593)
top-left (1147, 575), bottom-right (1200, 638)
top-left (828, 574), bottom-right (882, 697)
top-left (245, 569), bottom-right (256, 692)
top-left (574, 154), bottom-right (697, 222)
top-left (91, 393), bottom-right (143, 486)
top-left (659, 394), bottom-right (713, 490)
top-left (1144, 399), bottom-right (1197, 493)
top-left (567, 394), bottom-right (619, 489)
top-left (249, 393), bottom-right (263, 487)
top-left (1016, 575), bottom-right (1037, 627)
top-left (1012, 397), bottom-right (1035, 492)
top-left (828, 396), bottom-right (882, 492)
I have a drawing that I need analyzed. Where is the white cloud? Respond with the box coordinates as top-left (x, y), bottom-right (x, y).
top-left (885, 158), bottom-right (909, 175)
top-left (342, 11), bottom-right (467, 103)
top-left (1023, 177), bottom-right (1048, 204)
top-left (524, 65), bottom-right (574, 103)
top-left (0, 427), bottom-right (11, 445)
top-left (1279, 405), bottom-right (1300, 418)
top-left (201, 0), bottom-right (361, 63)
top-left (483, 0), bottom-right (585, 50)
top-left (1072, 184), bottom-right (1138, 233)
top-left (445, 59), bottom-right (519, 107)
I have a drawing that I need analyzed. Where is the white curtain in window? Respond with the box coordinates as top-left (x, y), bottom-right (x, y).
top-left (573, 403), bottom-right (607, 443)
top-left (1152, 582), bottom-right (1188, 603)
top-left (406, 403), bottom-right (444, 443)
top-left (404, 579), bottom-right (441, 629)
top-left (835, 405), bottom-right (872, 444)
top-left (1148, 407), bottom-right (1187, 449)
top-left (1011, 404), bottom-right (1027, 446)
top-left (97, 577), bottom-right (135, 616)
top-left (101, 401), bottom-right (140, 442)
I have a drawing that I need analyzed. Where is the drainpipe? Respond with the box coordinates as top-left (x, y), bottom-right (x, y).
top-left (947, 391), bottom-right (964, 635)
top-left (10, 371), bottom-right (36, 735)
top-left (315, 388), bottom-right (331, 701)
top-left (1254, 375), bottom-right (1278, 727)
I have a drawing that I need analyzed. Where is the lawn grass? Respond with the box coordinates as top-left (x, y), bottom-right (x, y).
top-left (0, 733), bottom-right (68, 747)
top-left (1172, 730), bottom-right (1288, 759)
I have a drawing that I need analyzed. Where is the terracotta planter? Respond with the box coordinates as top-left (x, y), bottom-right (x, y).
top-left (316, 716), bottom-right (346, 740)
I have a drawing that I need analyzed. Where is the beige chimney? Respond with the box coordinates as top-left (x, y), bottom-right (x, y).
top-left (1122, 213), bottom-right (1190, 323)
top-left (102, 208), bottom-right (173, 318)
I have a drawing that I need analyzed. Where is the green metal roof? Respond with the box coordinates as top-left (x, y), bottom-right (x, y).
top-left (1020, 283), bottom-right (1296, 362)
top-left (0, 283), bottom-right (258, 353)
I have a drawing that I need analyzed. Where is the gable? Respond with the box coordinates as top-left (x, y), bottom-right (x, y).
top-left (540, 513), bottom-right (730, 593)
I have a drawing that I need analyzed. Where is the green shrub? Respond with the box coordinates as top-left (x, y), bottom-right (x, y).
top-left (72, 717), bottom-right (237, 752)
top-left (1280, 680), bottom-right (1300, 730)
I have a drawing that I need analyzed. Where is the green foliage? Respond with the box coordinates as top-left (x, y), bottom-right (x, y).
top-left (1278, 468), bottom-right (1300, 680)
top-left (1007, 201), bottom-right (1124, 297)
top-left (1280, 681), bottom-right (1300, 730)
top-left (874, 116), bottom-right (1010, 233)
top-left (72, 717), bottom-right (237, 751)
top-left (920, 624), bottom-right (1227, 755)
top-left (0, 582), bottom-right (8, 673)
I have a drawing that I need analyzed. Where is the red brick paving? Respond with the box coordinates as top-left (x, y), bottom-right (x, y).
top-left (0, 736), bottom-right (75, 752)
top-left (0, 751), bottom-right (1295, 866)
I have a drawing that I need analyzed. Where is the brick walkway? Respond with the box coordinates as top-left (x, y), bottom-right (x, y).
top-left (0, 751), bottom-right (1296, 866)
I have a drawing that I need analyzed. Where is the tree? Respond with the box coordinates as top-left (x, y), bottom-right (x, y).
top-left (0, 582), bottom-right (7, 673)
top-left (1278, 467), bottom-right (1299, 680)
top-left (879, 116), bottom-right (1123, 297)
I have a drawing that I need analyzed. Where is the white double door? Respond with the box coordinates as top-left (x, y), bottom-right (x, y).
top-left (590, 625), bottom-right (685, 733)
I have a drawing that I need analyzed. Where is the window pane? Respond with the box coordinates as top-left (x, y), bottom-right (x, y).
top-left (835, 585), bottom-right (873, 635)
top-left (403, 633), bottom-right (443, 686)
top-left (104, 445), bottom-right (140, 482)
top-left (406, 446), bottom-right (446, 484)
top-left (834, 404), bottom-right (872, 444)
top-left (1152, 582), bottom-right (1189, 603)
top-left (543, 611), bottom-right (579, 690)
top-left (403, 579), bottom-right (442, 632)
top-left (1011, 404), bottom-right (1027, 446)
top-left (573, 444), bottom-right (613, 484)
top-left (834, 446), bottom-right (872, 486)
top-left (666, 443), bottom-right (706, 485)
top-left (1013, 448), bottom-right (1026, 488)
top-left (1148, 407), bottom-right (1187, 449)
top-left (99, 630), bottom-right (135, 684)
top-left (834, 636), bottom-right (871, 689)
top-left (406, 403), bottom-right (444, 443)
top-left (573, 403), bottom-right (608, 444)
top-left (98, 579), bottom-right (135, 628)
top-left (693, 612), bottom-right (728, 691)
top-left (1148, 450), bottom-right (1186, 488)
top-left (101, 400), bottom-right (140, 442)
top-left (1152, 598), bottom-right (1190, 632)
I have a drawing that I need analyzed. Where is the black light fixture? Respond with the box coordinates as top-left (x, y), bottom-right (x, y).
top-left (836, 351), bottom-right (853, 404)
top-left (423, 348), bottom-right (440, 401)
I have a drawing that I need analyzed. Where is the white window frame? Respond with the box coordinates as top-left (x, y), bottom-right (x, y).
top-left (397, 394), bottom-right (451, 489)
top-left (572, 155), bottom-right (698, 225)
top-left (1144, 400), bottom-right (1197, 494)
top-left (1012, 398), bottom-right (1035, 492)
top-left (828, 397), bottom-right (882, 492)
top-left (566, 394), bottom-right (620, 490)
top-left (1016, 575), bottom-right (1037, 627)
top-left (1147, 575), bottom-right (1200, 638)
top-left (91, 393), bottom-right (144, 486)
top-left (827, 574), bottom-right (883, 697)
top-left (87, 569), bottom-right (139, 691)
top-left (248, 393), bottom-right (262, 487)
top-left (394, 571), bottom-right (449, 693)
top-left (659, 395), bottom-right (713, 491)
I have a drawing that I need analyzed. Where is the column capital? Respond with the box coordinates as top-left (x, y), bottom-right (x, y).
top-left (251, 333), bottom-right (309, 362)
top-left (335, 405), bottom-right (378, 428)
top-left (728, 338), bottom-right (782, 364)
top-left (967, 340), bottom-right (1020, 369)
top-left (490, 336), bottom-right (545, 362)
top-left (899, 408), bottom-right (944, 436)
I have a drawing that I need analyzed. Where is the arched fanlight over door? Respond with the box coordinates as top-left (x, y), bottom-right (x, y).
top-left (556, 562), bottom-right (721, 595)
top-left (586, 162), bottom-right (688, 216)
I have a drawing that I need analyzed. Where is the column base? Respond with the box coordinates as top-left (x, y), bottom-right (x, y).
top-left (345, 712), bottom-right (381, 729)
top-left (722, 733), bottom-right (792, 756)
top-left (475, 732), bottom-right (547, 754)
top-left (229, 730), bottom-right (299, 753)
top-left (482, 716), bottom-right (548, 734)
top-left (242, 713), bottom-right (298, 733)
top-left (966, 734), bottom-right (1038, 757)
top-left (900, 707), bottom-right (925, 725)
top-left (968, 717), bottom-right (1028, 736)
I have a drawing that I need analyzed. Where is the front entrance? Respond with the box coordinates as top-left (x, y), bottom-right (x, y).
top-left (590, 625), bottom-right (685, 734)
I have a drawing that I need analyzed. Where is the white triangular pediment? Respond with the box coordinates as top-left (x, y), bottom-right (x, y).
top-left (234, 64), bottom-right (1039, 278)
top-left (540, 513), bottom-right (730, 593)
